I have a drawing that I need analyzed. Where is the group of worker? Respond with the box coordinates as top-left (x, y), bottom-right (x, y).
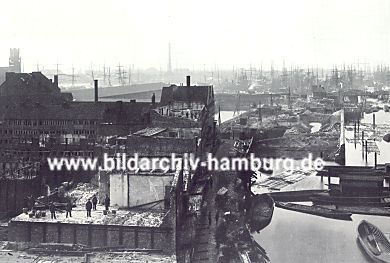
top-left (85, 194), bottom-right (110, 217)
top-left (49, 194), bottom-right (111, 219)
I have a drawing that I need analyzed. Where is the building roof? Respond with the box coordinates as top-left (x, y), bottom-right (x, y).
top-left (160, 85), bottom-right (214, 106)
top-left (71, 82), bottom-right (167, 101)
top-left (133, 127), bottom-right (167, 137)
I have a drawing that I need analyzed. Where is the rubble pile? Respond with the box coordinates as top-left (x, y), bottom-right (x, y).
top-left (108, 210), bottom-right (165, 227)
top-left (65, 183), bottom-right (99, 205)
top-left (284, 122), bottom-right (312, 135)
top-left (253, 169), bottom-right (316, 192)
top-left (12, 208), bottom-right (166, 227)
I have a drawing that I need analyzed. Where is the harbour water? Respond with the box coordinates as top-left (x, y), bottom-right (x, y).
top-left (253, 109), bottom-right (390, 262)
top-left (215, 110), bottom-right (246, 123)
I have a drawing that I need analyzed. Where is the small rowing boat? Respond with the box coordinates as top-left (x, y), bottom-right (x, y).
top-left (357, 220), bottom-right (390, 262)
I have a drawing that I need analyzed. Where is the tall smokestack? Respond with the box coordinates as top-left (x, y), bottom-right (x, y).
top-left (186, 76), bottom-right (190, 87)
top-left (54, 75), bottom-right (58, 87)
top-left (94, 79), bottom-right (98, 103)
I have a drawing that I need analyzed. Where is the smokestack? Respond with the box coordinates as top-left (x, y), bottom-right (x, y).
top-left (94, 79), bottom-right (98, 103)
top-left (152, 93), bottom-right (156, 105)
top-left (54, 75), bottom-right (58, 87)
top-left (186, 76), bottom-right (191, 87)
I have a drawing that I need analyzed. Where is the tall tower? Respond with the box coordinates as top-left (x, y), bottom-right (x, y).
top-left (9, 48), bottom-right (21, 73)
top-left (168, 42), bottom-right (172, 73)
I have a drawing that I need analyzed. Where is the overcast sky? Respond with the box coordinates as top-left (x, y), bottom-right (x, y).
top-left (0, 0), bottom-right (389, 72)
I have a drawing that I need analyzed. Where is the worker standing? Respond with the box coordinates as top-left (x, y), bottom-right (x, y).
top-left (104, 194), bottom-right (110, 211)
top-left (66, 200), bottom-right (72, 218)
top-left (86, 199), bottom-right (92, 217)
top-left (49, 202), bottom-right (56, 219)
top-left (92, 195), bottom-right (98, 210)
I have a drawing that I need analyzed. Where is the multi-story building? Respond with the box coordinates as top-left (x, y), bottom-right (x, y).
top-left (153, 76), bottom-right (216, 147)
top-left (0, 71), bottom-right (154, 162)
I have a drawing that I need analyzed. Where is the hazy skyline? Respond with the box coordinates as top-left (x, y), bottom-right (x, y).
top-left (1, 0), bottom-right (390, 72)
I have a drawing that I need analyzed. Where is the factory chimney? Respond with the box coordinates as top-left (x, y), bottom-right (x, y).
top-left (54, 75), bottom-right (58, 87)
top-left (94, 79), bottom-right (98, 103)
top-left (186, 76), bottom-right (191, 87)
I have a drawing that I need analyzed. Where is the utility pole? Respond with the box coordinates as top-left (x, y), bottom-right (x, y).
top-left (103, 64), bottom-right (107, 86)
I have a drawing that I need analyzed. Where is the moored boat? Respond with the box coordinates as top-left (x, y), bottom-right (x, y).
top-left (357, 220), bottom-right (390, 262)
top-left (269, 190), bottom-right (328, 202)
top-left (275, 202), bottom-right (352, 220)
top-left (311, 193), bottom-right (390, 207)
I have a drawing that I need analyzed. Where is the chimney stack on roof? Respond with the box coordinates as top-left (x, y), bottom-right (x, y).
top-left (94, 79), bottom-right (98, 103)
top-left (186, 76), bottom-right (191, 87)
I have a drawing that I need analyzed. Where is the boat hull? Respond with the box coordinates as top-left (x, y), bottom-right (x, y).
top-left (357, 220), bottom-right (390, 263)
top-left (270, 190), bottom-right (328, 202)
top-left (275, 202), bottom-right (352, 221)
top-left (248, 194), bottom-right (274, 232)
top-left (311, 194), bottom-right (390, 207)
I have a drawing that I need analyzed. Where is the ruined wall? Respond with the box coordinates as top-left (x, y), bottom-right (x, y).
top-left (150, 110), bottom-right (199, 128)
top-left (109, 173), bottom-right (129, 207)
top-left (129, 175), bottom-right (173, 209)
top-left (8, 221), bottom-right (174, 253)
top-left (109, 173), bottom-right (173, 209)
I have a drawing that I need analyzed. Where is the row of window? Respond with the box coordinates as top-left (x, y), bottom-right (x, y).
top-left (1, 150), bottom-right (94, 158)
top-left (3, 119), bottom-right (98, 126)
top-left (0, 129), bottom-right (96, 136)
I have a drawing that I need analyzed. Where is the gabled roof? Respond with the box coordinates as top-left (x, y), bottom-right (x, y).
top-left (160, 85), bottom-right (214, 106)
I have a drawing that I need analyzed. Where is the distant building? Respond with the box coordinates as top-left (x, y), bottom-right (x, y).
top-left (125, 127), bottom-right (200, 157)
top-left (158, 76), bottom-right (215, 120)
top-left (0, 48), bottom-right (21, 84)
top-left (154, 76), bottom-right (215, 147)
top-left (311, 84), bottom-right (327, 98)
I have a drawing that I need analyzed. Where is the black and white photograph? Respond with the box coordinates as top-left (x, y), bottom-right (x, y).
top-left (0, 0), bottom-right (390, 262)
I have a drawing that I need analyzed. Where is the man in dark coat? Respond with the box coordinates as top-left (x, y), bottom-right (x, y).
top-left (66, 200), bottom-right (72, 218)
top-left (104, 194), bottom-right (110, 211)
top-left (215, 210), bottom-right (220, 224)
top-left (92, 195), bottom-right (98, 210)
top-left (49, 202), bottom-right (56, 219)
top-left (86, 199), bottom-right (92, 217)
